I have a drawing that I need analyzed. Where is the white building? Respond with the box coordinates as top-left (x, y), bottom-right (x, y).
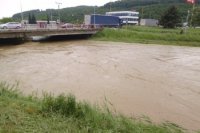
top-left (106, 11), bottom-right (139, 25)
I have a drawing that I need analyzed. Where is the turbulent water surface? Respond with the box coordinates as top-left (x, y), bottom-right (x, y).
top-left (0, 40), bottom-right (200, 131)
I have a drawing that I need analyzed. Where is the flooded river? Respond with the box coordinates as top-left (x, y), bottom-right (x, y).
top-left (0, 40), bottom-right (200, 131)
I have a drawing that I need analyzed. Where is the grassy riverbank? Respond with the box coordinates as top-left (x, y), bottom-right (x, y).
top-left (92, 26), bottom-right (200, 47)
top-left (0, 83), bottom-right (187, 133)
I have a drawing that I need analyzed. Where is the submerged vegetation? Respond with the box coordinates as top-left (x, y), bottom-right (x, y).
top-left (92, 26), bottom-right (200, 47)
top-left (0, 82), bottom-right (187, 133)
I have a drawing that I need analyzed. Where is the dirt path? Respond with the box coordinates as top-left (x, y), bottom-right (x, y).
top-left (0, 40), bottom-right (200, 131)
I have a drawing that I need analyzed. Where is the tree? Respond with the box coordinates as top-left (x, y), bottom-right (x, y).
top-left (191, 7), bottom-right (200, 27)
top-left (0, 17), bottom-right (13, 23)
top-left (32, 14), bottom-right (37, 24)
top-left (159, 6), bottom-right (181, 28)
top-left (28, 13), bottom-right (32, 24)
top-left (47, 14), bottom-right (50, 24)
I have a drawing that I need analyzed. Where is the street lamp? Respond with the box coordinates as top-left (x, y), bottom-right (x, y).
top-left (56, 2), bottom-right (62, 24)
top-left (50, 10), bottom-right (53, 21)
top-left (110, 0), bottom-right (112, 12)
top-left (20, 0), bottom-right (23, 22)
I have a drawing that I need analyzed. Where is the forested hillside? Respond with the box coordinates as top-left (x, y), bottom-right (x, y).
top-left (12, 0), bottom-right (200, 23)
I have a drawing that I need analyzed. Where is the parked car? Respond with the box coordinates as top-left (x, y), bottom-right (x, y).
top-left (0, 22), bottom-right (22, 29)
top-left (61, 23), bottom-right (74, 29)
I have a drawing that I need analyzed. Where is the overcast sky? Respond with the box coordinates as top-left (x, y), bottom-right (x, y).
top-left (0, 0), bottom-right (117, 19)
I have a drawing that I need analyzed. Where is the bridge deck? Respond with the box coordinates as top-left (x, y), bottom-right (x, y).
top-left (0, 28), bottom-right (101, 39)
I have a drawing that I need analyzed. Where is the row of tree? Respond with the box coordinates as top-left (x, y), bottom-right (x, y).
top-left (159, 6), bottom-right (200, 28)
top-left (0, 17), bottom-right (13, 23)
top-left (192, 7), bottom-right (200, 26)
top-left (28, 14), bottom-right (37, 24)
top-left (28, 14), bottom-right (50, 24)
top-left (0, 14), bottom-right (50, 24)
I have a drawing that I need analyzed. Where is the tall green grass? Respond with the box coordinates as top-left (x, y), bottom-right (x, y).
top-left (0, 82), bottom-right (190, 133)
top-left (92, 26), bottom-right (200, 47)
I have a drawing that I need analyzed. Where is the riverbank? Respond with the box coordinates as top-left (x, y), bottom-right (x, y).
top-left (0, 83), bottom-right (185, 133)
top-left (92, 26), bottom-right (200, 47)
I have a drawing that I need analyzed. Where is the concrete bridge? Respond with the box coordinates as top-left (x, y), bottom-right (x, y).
top-left (0, 28), bottom-right (101, 40)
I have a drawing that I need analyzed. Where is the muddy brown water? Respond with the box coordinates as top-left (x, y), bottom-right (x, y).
top-left (0, 40), bottom-right (200, 131)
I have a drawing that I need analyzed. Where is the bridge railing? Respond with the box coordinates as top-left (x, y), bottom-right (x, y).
top-left (0, 24), bottom-right (103, 33)
top-left (22, 24), bottom-right (58, 29)
top-left (21, 24), bottom-right (103, 30)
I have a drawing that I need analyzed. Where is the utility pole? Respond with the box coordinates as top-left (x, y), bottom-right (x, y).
top-left (186, 10), bottom-right (190, 26)
top-left (141, 7), bottom-right (144, 19)
top-left (190, 2), bottom-right (195, 27)
top-left (55, 2), bottom-right (62, 24)
top-left (94, 5), bottom-right (96, 28)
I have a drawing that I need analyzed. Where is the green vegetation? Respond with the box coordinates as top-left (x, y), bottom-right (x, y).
top-left (160, 6), bottom-right (181, 28)
top-left (0, 82), bottom-right (186, 133)
top-left (28, 13), bottom-right (37, 24)
top-left (192, 7), bottom-right (200, 26)
top-left (92, 26), bottom-right (200, 47)
top-left (104, 0), bottom-right (196, 20)
top-left (11, 0), bottom-right (200, 24)
top-left (0, 17), bottom-right (13, 23)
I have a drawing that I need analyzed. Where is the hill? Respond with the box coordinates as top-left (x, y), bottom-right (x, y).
top-left (12, 0), bottom-right (200, 23)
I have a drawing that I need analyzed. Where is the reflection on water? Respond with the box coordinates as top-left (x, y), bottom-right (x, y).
top-left (0, 38), bottom-right (24, 45)
top-left (0, 40), bottom-right (200, 131)
top-left (0, 34), bottom-right (92, 44)
top-left (33, 34), bottom-right (92, 42)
